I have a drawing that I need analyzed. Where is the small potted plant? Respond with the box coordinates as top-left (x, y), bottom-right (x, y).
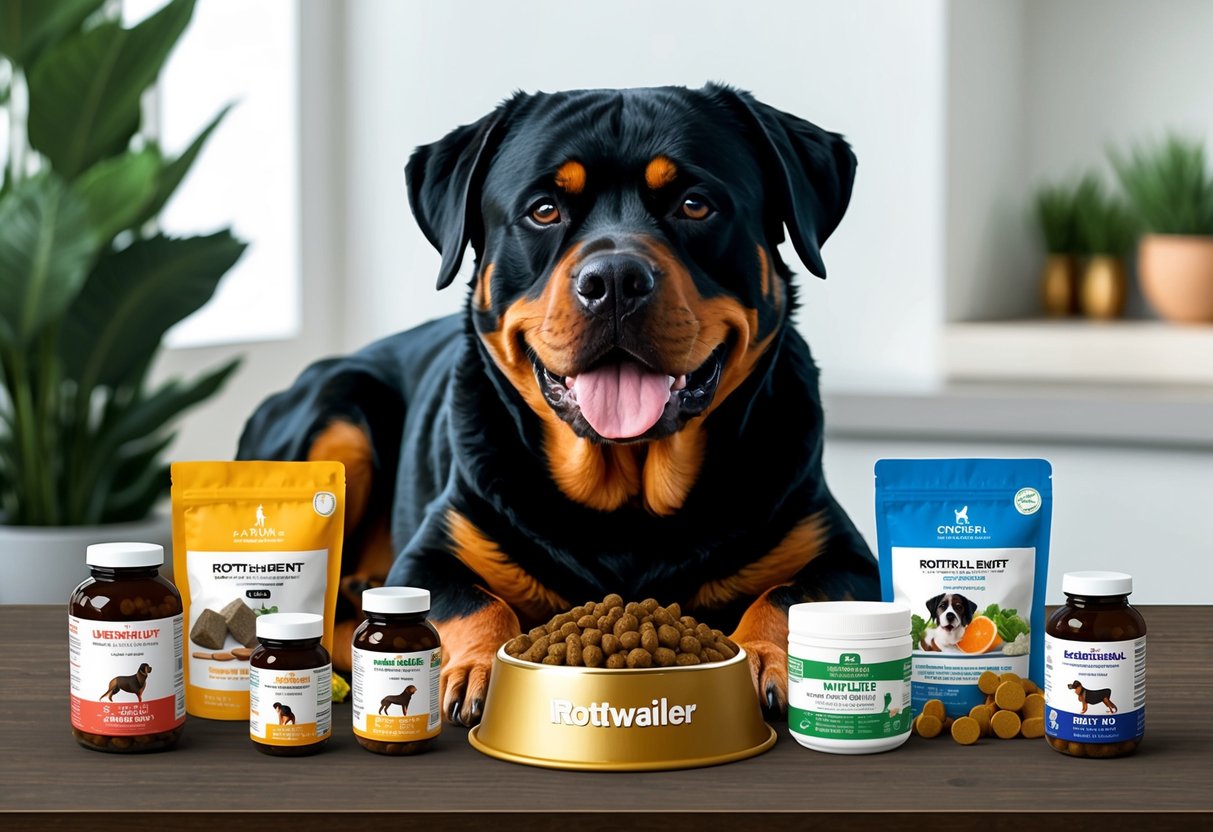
top-left (1033, 181), bottom-right (1080, 316)
top-left (1072, 175), bottom-right (1139, 320)
top-left (1110, 135), bottom-right (1213, 323)
top-left (0, 0), bottom-right (244, 601)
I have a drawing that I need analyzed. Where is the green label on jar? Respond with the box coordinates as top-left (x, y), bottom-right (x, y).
top-left (788, 656), bottom-right (912, 740)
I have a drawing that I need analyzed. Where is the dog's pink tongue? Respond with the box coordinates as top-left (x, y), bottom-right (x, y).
top-left (573, 361), bottom-right (670, 439)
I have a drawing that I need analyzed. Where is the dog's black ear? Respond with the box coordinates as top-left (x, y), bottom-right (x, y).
top-left (711, 85), bottom-right (856, 279)
top-left (925, 594), bottom-right (944, 619)
top-left (962, 596), bottom-right (978, 619)
top-left (406, 102), bottom-right (515, 290)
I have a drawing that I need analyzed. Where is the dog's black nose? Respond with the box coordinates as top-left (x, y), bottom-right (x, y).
top-left (574, 253), bottom-right (656, 316)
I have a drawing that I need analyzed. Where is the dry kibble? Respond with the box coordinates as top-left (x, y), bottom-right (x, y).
top-left (504, 635), bottom-right (532, 656)
top-left (921, 699), bottom-right (947, 721)
top-left (994, 681), bottom-right (1026, 712)
top-left (990, 709), bottom-right (1021, 739)
top-left (657, 624), bottom-right (681, 648)
top-left (950, 716), bottom-right (981, 745)
top-left (674, 652), bottom-right (700, 666)
top-left (601, 634), bottom-right (620, 655)
top-left (606, 652), bottom-right (628, 669)
top-left (565, 634), bottom-right (583, 666)
top-left (582, 645), bottom-right (604, 667)
top-left (528, 626), bottom-right (548, 641)
top-left (614, 614), bottom-right (639, 638)
top-left (977, 670), bottom-right (1001, 695)
top-left (577, 614), bottom-right (597, 629)
top-left (582, 628), bottom-right (602, 647)
top-left (653, 647), bottom-right (676, 667)
top-left (679, 635), bottom-right (701, 654)
top-left (916, 714), bottom-right (943, 738)
top-left (626, 648), bottom-right (652, 668)
top-left (602, 593), bottom-right (623, 609)
top-left (640, 627), bottom-right (659, 653)
top-left (619, 631), bottom-right (641, 651)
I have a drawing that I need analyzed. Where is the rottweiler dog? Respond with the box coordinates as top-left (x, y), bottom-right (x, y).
top-left (238, 83), bottom-right (878, 727)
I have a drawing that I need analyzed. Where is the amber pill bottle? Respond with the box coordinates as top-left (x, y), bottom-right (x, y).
top-left (1044, 571), bottom-right (1146, 758)
top-left (248, 613), bottom-right (332, 756)
top-left (68, 542), bottom-right (185, 753)
top-left (351, 587), bottom-right (442, 755)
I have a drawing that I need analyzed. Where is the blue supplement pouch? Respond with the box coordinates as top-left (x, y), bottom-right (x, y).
top-left (875, 459), bottom-right (1052, 717)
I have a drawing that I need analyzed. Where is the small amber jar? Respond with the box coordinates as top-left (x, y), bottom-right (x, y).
top-left (69, 542), bottom-right (185, 753)
top-left (249, 613), bottom-right (332, 756)
top-left (352, 587), bottom-right (442, 755)
top-left (1044, 572), bottom-right (1146, 758)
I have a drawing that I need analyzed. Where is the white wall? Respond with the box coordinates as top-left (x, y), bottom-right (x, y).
top-left (823, 438), bottom-right (1213, 605)
top-left (343, 0), bottom-right (948, 392)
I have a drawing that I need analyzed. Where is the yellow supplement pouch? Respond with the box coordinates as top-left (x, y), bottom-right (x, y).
top-left (171, 461), bottom-right (344, 720)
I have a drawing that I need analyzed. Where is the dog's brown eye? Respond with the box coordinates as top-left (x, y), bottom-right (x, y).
top-left (681, 195), bottom-right (711, 220)
top-left (530, 201), bottom-right (561, 225)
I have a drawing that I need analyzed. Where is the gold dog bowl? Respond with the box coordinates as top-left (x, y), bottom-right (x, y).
top-left (468, 646), bottom-right (777, 771)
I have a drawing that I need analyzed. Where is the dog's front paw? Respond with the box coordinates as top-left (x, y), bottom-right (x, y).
top-left (440, 648), bottom-right (496, 727)
top-left (739, 639), bottom-right (788, 720)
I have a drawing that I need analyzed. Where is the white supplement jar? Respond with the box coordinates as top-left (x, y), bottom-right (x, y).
top-left (787, 601), bottom-right (912, 754)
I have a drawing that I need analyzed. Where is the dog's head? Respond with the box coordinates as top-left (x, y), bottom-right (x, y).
top-left (925, 593), bottom-right (977, 636)
top-left (273, 702), bottom-right (284, 711)
top-left (138, 663), bottom-right (152, 675)
top-left (404, 685), bottom-right (417, 696)
top-left (1067, 681), bottom-right (1083, 692)
top-left (407, 84), bottom-right (855, 444)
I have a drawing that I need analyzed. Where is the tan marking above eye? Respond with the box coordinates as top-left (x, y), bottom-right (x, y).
top-left (554, 160), bottom-right (586, 194)
top-left (645, 155), bottom-right (678, 189)
top-left (530, 202), bottom-right (561, 224)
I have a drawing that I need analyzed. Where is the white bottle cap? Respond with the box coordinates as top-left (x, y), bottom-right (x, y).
top-left (788, 601), bottom-right (911, 640)
top-left (362, 586), bottom-right (430, 615)
top-left (1062, 571), bottom-right (1133, 597)
top-left (256, 612), bottom-right (324, 641)
top-left (86, 542), bottom-right (164, 569)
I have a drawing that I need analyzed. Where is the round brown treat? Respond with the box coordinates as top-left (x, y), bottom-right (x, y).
top-left (541, 655), bottom-right (562, 665)
top-left (625, 648), bottom-right (652, 668)
top-left (619, 631), bottom-right (641, 651)
top-left (977, 670), bottom-right (1000, 695)
top-left (601, 634), bottom-right (620, 655)
top-left (950, 716), bottom-right (981, 745)
top-left (582, 645), bottom-right (604, 667)
top-left (994, 681), bottom-right (1026, 712)
top-left (528, 626), bottom-right (548, 641)
top-left (548, 642), bottom-right (568, 660)
top-left (577, 614), bottom-right (597, 629)
top-left (165, 596), bottom-right (179, 612)
top-left (653, 647), bottom-right (676, 667)
top-left (602, 593), bottom-right (623, 609)
top-left (679, 635), bottom-right (701, 654)
top-left (119, 599), bottom-right (135, 615)
top-left (1021, 693), bottom-right (1045, 720)
top-left (657, 624), bottom-right (680, 649)
top-left (968, 704), bottom-right (994, 737)
top-left (191, 651), bottom-right (213, 660)
top-left (916, 714), bottom-right (943, 738)
top-left (641, 628), bottom-right (659, 653)
top-left (1020, 716), bottom-right (1045, 738)
top-left (675, 652), bottom-right (701, 666)
top-left (560, 621), bottom-right (580, 639)
top-left (990, 709), bottom-right (1021, 739)
top-left (565, 634), bottom-right (583, 666)
top-left (998, 671), bottom-right (1021, 685)
top-left (211, 652), bottom-right (234, 661)
top-left (1067, 741), bottom-right (1087, 757)
top-left (392, 636), bottom-right (409, 650)
top-left (921, 699), bottom-right (946, 721)
top-left (703, 648), bottom-right (724, 663)
top-left (230, 647), bottom-right (254, 660)
top-left (582, 628), bottom-right (602, 646)
top-left (606, 652), bottom-right (628, 669)
top-left (1022, 679), bottom-right (1039, 695)
top-left (613, 614), bottom-right (638, 637)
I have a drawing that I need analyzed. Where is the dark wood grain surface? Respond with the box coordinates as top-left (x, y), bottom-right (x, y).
top-left (2, 604), bottom-right (1208, 830)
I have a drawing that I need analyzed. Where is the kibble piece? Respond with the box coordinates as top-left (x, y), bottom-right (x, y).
top-left (674, 652), bottom-right (700, 666)
top-left (548, 642), bottom-right (568, 660)
top-left (582, 645), bottom-right (604, 667)
top-left (504, 635), bottom-right (532, 656)
top-left (565, 634), bottom-right (583, 666)
top-left (606, 652), bottom-right (628, 669)
top-left (577, 614), bottom-right (596, 629)
top-left (581, 628), bottom-right (602, 646)
top-left (715, 640), bottom-right (736, 660)
top-left (619, 631), bottom-right (641, 651)
top-left (601, 634), bottom-right (620, 655)
top-left (640, 627), bottom-right (659, 653)
top-left (1020, 716), bottom-right (1045, 738)
top-left (968, 704), bottom-right (994, 737)
top-left (602, 593), bottom-right (623, 609)
top-left (189, 608), bottom-right (228, 650)
top-left (990, 709), bottom-right (1021, 739)
top-left (950, 716), bottom-right (981, 745)
top-left (679, 635), bottom-right (701, 654)
top-left (703, 648), bottom-right (724, 663)
top-left (626, 648), bottom-right (653, 668)
top-left (657, 624), bottom-right (681, 649)
top-left (559, 621), bottom-right (580, 639)
top-left (921, 699), bottom-right (947, 721)
top-left (977, 670), bottom-right (1001, 695)
top-left (916, 714), bottom-right (943, 738)
top-left (653, 647), bottom-right (676, 667)
top-left (541, 655), bottom-right (562, 665)
top-left (528, 626), bottom-right (548, 641)
top-left (994, 681), bottom-right (1026, 712)
top-left (613, 614), bottom-right (639, 637)
top-left (1021, 693), bottom-right (1045, 720)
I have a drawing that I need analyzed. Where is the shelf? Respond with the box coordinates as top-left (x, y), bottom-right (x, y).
top-left (942, 320), bottom-right (1213, 386)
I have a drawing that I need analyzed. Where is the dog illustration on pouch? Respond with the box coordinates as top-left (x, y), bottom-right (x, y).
top-left (920, 593), bottom-right (977, 651)
top-left (273, 703), bottom-right (296, 725)
top-left (239, 83), bottom-right (879, 726)
top-left (101, 663), bottom-right (152, 702)
top-left (1068, 680), bottom-right (1118, 714)
top-left (379, 685), bottom-right (417, 716)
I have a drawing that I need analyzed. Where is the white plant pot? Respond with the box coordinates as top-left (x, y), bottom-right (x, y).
top-left (0, 510), bottom-right (172, 604)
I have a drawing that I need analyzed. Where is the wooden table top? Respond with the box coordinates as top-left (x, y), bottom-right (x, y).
top-left (1, 604), bottom-right (1208, 831)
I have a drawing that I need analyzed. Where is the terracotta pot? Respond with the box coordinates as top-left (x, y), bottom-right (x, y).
top-left (1080, 256), bottom-right (1127, 320)
top-left (1138, 234), bottom-right (1213, 323)
top-left (1041, 254), bottom-right (1078, 317)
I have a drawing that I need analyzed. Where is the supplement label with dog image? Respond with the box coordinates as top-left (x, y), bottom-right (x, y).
top-left (351, 646), bottom-right (441, 742)
top-left (68, 614), bottom-right (185, 736)
top-left (876, 459), bottom-right (1053, 717)
top-left (249, 663), bottom-right (332, 746)
top-left (1044, 635), bottom-right (1146, 744)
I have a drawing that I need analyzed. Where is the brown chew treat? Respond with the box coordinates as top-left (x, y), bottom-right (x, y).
top-left (1021, 692), bottom-right (1045, 720)
top-left (1020, 716), bottom-right (1045, 738)
top-left (977, 670), bottom-right (1000, 695)
top-left (219, 598), bottom-right (258, 648)
top-left (921, 699), bottom-right (946, 721)
top-left (990, 709), bottom-right (1021, 739)
top-left (503, 596), bottom-right (737, 668)
top-left (950, 716), bottom-right (981, 745)
top-left (190, 608), bottom-right (227, 650)
top-left (915, 714), bottom-right (943, 738)
top-left (994, 680), bottom-right (1026, 712)
top-left (191, 651), bottom-right (213, 660)
top-left (230, 647), bottom-right (254, 661)
top-left (1022, 679), bottom-right (1039, 695)
top-left (998, 672), bottom-right (1021, 685)
top-left (210, 651), bottom-right (234, 661)
top-left (968, 704), bottom-right (994, 737)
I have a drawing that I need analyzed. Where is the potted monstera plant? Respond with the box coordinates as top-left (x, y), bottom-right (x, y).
top-left (0, 0), bottom-right (244, 601)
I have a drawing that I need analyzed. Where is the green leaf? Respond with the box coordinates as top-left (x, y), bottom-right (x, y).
top-left (26, 0), bottom-right (196, 178)
top-left (59, 231), bottom-right (246, 394)
top-left (139, 102), bottom-right (234, 225)
top-left (0, 174), bottom-right (95, 347)
top-left (73, 149), bottom-right (160, 244)
top-left (0, 0), bottom-right (105, 67)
